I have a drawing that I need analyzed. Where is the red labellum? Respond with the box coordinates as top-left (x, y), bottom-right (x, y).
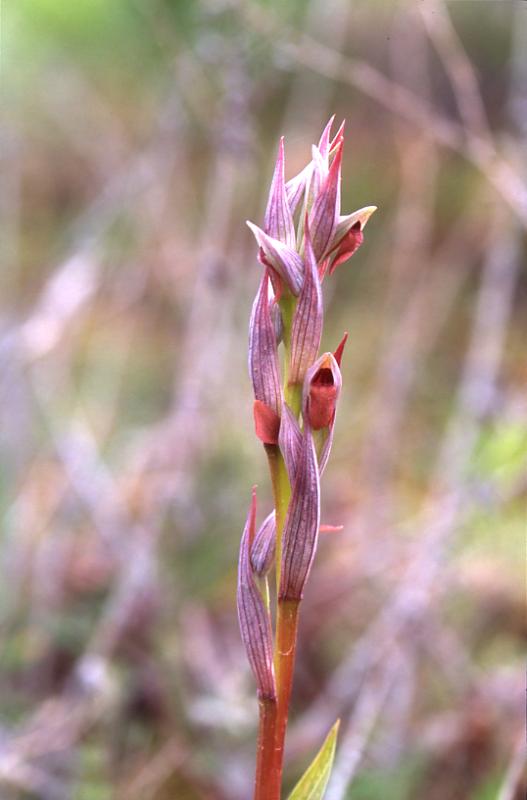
top-left (253, 399), bottom-right (281, 445)
top-left (329, 222), bottom-right (363, 274)
top-left (308, 368), bottom-right (338, 430)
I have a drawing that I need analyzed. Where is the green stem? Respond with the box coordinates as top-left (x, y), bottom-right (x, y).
top-left (265, 444), bottom-right (290, 594)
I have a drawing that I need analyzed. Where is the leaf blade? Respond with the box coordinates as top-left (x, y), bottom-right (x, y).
top-left (288, 719), bottom-right (340, 800)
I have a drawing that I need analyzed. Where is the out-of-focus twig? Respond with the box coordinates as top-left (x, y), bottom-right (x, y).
top-left (496, 732), bottom-right (527, 800)
top-left (324, 204), bottom-right (523, 796)
top-left (419, 0), bottom-right (493, 143)
top-left (240, 0), bottom-right (527, 228)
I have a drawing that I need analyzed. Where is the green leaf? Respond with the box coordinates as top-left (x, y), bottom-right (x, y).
top-left (288, 719), bottom-right (340, 800)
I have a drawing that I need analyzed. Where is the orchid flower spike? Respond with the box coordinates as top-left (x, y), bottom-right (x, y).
top-left (240, 120), bottom-right (376, 795)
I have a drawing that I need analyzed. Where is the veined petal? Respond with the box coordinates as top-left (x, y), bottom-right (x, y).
top-left (289, 217), bottom-right (323, 384)
top-left (279, 404), bottom-right (302, 483)
top-left (308, 141), bottom-right (343, 261)
top-left (286, 162), bottom-right (312, 218)
top-left (247, 222), bottom-right (303, 296)
top-left (317, 115), bottom-right (336, 159)
top-left (264, 137), bottom-right (296, 248)
top-left (295, 147), bottom-right (328, 249)
top-left (279, 425), bottom-right (321, 601)
top-left (329, 119), bottom-right (345, 156)
top-left (251, 510), bottom-right (276, 577)
top-left (309, 145), bottom-right (329, 204)
top-left (237, 489), bottom-right (276, 700)
top-left (249, 272), bottom-right (282, 416)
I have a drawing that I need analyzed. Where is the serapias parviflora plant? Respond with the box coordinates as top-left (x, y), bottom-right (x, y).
top-left (237, 118), bottom-right (376, 800)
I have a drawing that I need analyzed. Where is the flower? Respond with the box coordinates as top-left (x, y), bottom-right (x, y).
top-left (237, 488), bottom-right (276, 700)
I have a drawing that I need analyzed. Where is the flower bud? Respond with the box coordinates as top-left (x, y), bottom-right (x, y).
top-left (237, 489), bottom-right (276, 700)
top-left (270, 298), bottom-right (283, 344)
top-left (250, 510), bottom-right (276, 577)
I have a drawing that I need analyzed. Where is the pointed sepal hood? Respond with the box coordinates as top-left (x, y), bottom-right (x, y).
top-left (289, 217), bottom-right (323, 385)
top-left (265, 137), bottom-right (296, 249)
top-left (246, 222), bottom-right (303, 296)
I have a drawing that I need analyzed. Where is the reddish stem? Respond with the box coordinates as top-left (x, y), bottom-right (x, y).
top-left (273, 598), bottom-right (300, 787)
top-left (254, 697), bottom-right (280, 800)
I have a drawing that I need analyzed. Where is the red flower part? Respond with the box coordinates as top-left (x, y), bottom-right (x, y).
top-left (308, 140), bottom-right (343, 261)
top-left (247, 222), bottom-right (303, 295)
top-left (304, 353), bottom-right (342, 431)
top-left (325, 206), bottom-right (377, 273)
top-left (253, 400), bottom-right (281, 446)
top-left (249, 272), bottom-right (282, 444)
top-left (303, 351), bottom-right (343, 473)
top-left (329, 223), bottom-right (363, 274)
top-left (333, 331), bottom-right (348, 367)
top-left (279, 423), bottom-right (321, 601)
top-left (289, 216), bottom-right (323, 384)
top-left (237, 489), bottom-right (276, 700)
top-left (303, 352), bottom-right (342, 431)
top-left (278, 404), bottom-right (302, 483)
top-left (264, 137), bottom-right (296, 249)
top-left (250, 510), bottom-right (276, 577)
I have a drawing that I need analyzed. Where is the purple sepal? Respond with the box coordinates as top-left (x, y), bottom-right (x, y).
top-left (279, 424), bottom-right (321, 601)
top-left (308, 141), bottom-right (342, 261)
top-left (264, 137), bottom-right (296, 249)
top-left (278, 404), bottom-right (302, 483)
top-left (248, 271), bottom-right (282, 416)
top-left (289, 217), bottom-right (323, 384)
top-left (246, 222), bottom-right (303, 296)
top-left (237, 490), bottom-right (276, 700)
top-left (250, 510), bottom-right (276, 577)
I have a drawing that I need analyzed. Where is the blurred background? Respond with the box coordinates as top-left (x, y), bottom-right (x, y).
top-left (1, 0), bottom-right (526, 798)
